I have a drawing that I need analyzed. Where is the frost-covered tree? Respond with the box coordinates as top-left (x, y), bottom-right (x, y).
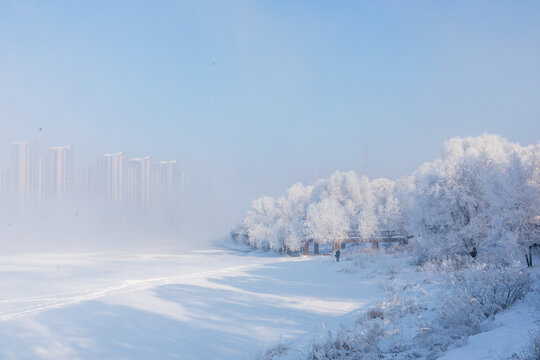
top-left (272, 183), bottom-right (313, 250)
top-left (486, 144), bottom-right (540, 256)
top-left (409, 137), bottom-right (491, 255)
top-left (372, 178), bottom-right (404, 234)
top-left (409, 135), bottom-right (540, 259)
top-left (237, 134), bottom-right (540, 259)
top-left (242, 183), bottom-right (313, 250)
top-left (308, 172), bottom-right (380, 242)
top-left (305, 197), bottom-right (349, 245)
top-left (240, 171), bottom-right (397, 249)
top-left (243, 196), bottom-right (281, 248)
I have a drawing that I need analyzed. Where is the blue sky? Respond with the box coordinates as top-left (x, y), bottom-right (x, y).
top-left (1, 1), bottom-right (539, 227)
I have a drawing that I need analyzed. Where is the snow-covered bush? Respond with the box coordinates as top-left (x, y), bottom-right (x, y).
top-left (306, 284), bottom-right (427, 359)
top-left (305, 256), bottom-right (532, 360)
top-left (257, 339), bottom-right (290, 360)
top-left (516, 330), bottom-right (540, 360)
top-left (365, 308), bottom-right (384, 320)
top-left (308, 319), bottom-right (384, 360)
top-left (416, 260), bottom-right (531, 357)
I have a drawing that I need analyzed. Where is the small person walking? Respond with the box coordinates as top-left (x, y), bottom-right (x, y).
top-left (335, 249), bottom-right (341, 262)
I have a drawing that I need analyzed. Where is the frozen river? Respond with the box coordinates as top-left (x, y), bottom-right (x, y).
top-left (0, 250), bottom-right (382, 359)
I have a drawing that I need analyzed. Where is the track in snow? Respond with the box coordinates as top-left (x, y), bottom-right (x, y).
top-left (0, 263), bottom-right (260, 321)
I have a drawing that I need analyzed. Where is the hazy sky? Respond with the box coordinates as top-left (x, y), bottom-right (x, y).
top-left (1, 1), bottom-right (540, 239)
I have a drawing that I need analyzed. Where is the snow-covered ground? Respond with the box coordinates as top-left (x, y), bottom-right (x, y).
top-left (441, 295), bottom-right (539, 360)
top-left (1, 248), bottom-right (538, 359)
top-left (440, 267), bottom-right (540, 360)
top-left (0, 249), bottom-right (384, 360)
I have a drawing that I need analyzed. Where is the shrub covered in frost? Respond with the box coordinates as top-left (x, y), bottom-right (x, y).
top-left (516, 330), bottom-right (540, 360)
top-left (416, 260), bottom-right (530, 358)
top-left (257, 339), bottom-right (290, 360)
top-left (308, 319), bottom-right (385, 360)
top-left (306, 256), bottom-right (532, 360)
top-left (307, 283), bottom-right (425, 360)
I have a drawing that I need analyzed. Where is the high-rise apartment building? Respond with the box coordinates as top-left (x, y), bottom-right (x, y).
top-left (87, 152), bottom-right (127, 202)
top-left (37, 155), bottom-right (49, 201)
top-left (10, 141), bottom-right (39, 200)
top-left (157, 160), bottom-right (178, 199)
top-left (102, 152), bottom-right (127, 202)
top-left (158, 160), bottom-right (176, 186)
top-left (49, 146), bottom-right (73, 196)
top-left (128, 156), bottom-right (151, 207)
top-left (87, 152), bottom-right (179, 207)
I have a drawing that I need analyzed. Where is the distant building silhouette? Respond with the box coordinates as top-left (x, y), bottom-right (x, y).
top-left (87, 152), bottom-right (180, 208)
top-left (87, 152), bottom-right (127, 202)
top-left (2, 141), bottom-right (182, 208)
top-left (49, 146), bottom-right (73, 196)
top-left (11, 141), bottom-right (40, 201)
top-left (128, 156), bottom-right (151, 207)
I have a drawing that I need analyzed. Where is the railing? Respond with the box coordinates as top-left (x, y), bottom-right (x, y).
top-left (230, 228), bottom-right (412, 254)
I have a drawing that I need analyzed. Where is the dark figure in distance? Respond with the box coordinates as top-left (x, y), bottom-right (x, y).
top-left (525, 244), bottom-right (538, 267)
top-left (335, 249), bottom-right (340, 262)
top-left (470, 247), bottom-right (477, 259)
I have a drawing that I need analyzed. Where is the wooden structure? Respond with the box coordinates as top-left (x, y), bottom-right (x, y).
top-left (231, 228), bottom-right (411, 255)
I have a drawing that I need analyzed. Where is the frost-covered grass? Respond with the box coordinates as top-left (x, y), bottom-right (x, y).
top-left (289, 250), bottom-right (537, 360)
top-left (257, 339), bottom-right (291, 360)
top-left (417, 259), bottom-right (531, 358)
top-left (516, 331), bottom-right (540, 360)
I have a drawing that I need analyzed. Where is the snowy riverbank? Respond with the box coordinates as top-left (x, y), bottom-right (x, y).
top-left (0, 249), bottom-right (537, 359)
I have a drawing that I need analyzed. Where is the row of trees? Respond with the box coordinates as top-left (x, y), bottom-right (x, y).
top-left (235, 135), bottom-right (540, 257)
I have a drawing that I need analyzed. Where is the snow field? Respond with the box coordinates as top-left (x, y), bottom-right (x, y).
top-left (0, 250), bottom-right (382, 359)
top-left (1, 248), bottom-right (538, 359)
